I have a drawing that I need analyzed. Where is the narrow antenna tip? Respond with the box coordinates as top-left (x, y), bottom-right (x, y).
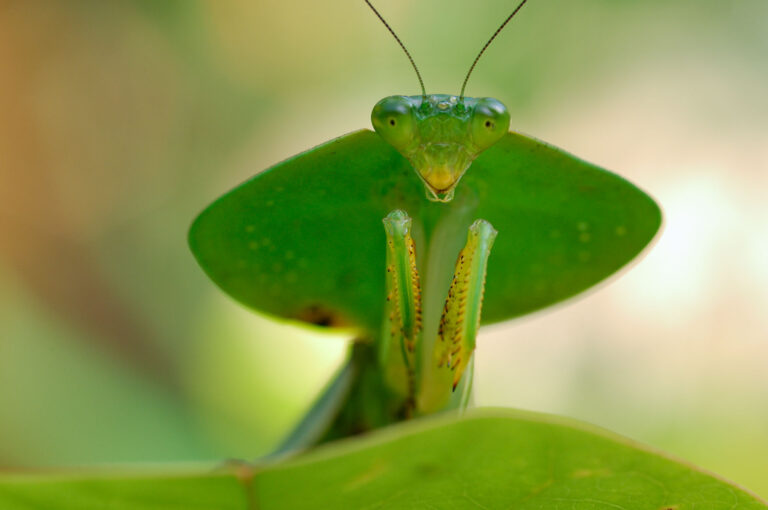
top-left (459, 0), bottom-right (529, 99)
top-left (365, 0), bottom-right (427, 98)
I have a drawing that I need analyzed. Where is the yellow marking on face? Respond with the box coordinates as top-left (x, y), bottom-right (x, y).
top-left (421, 165), bottom-right (457, 192)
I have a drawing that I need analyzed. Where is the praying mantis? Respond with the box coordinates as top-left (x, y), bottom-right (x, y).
top-left (189, 0), bottom-right (661, 452)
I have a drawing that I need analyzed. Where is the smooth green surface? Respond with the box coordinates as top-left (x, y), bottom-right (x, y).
top-left (189, 129), bottom-right (661, 335)
top-left (1, 409), bottom-right (764, 509)
top-left (0, 473), bottom-right (248, 510)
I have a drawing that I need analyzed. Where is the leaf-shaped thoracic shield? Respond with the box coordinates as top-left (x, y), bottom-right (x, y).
top-left (189, 129), bottom-right (661, 335)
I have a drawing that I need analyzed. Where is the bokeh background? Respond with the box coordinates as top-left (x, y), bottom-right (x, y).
top-left (1, 0), bottom-right (766, 498)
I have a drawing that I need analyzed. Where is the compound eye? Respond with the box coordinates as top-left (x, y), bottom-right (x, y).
top-left (471, 98), bottom-right (510, 150)
top-left (371, 96), bottom-right (415, 150)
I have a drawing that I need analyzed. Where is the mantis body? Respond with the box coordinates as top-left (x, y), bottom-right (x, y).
top-left (362, 1), bottom-right (524, 419)
top-left (189, 0), bottom-right (662, 454)
top-left (373, 91), bottom-right (508, 416)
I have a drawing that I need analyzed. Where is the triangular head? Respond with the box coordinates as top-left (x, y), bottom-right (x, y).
top-left (365, 0), bottom-right (528, 203)
top-left (372, 94), bottom-right (510, 202)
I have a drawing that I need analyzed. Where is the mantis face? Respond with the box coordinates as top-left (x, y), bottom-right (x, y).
top-left (372, 94), bottom-right (510, 202)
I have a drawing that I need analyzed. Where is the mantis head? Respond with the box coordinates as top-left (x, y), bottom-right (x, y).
top-left (364, 0), bottom-right (529, 202)
top-left (372, 94), bottom-right (510, 202)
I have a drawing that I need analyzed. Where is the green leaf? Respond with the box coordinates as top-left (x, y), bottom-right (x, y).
top-left (0, 472), bottom-right (249, 510)
top-left (1, 409), bottom-right (763, 509)
top-left (189, 130), bottom-right (661, 334)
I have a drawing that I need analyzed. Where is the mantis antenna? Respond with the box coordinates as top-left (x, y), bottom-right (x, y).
top-left (365, 0), bottom-right (427, 99)
top-left (459, 0), bottom-right (529, 100)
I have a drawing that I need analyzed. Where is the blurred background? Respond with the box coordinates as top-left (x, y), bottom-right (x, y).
top-left (0, 0), bottom-right (766, 498)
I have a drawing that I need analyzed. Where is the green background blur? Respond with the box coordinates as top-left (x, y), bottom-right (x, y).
top-left (1, 0), bottom-right (766, 498)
